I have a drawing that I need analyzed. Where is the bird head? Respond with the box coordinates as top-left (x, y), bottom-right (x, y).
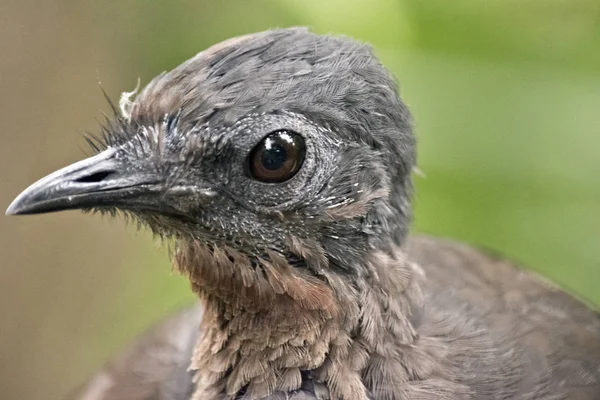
top-left (8, 27), bottom-right (418, 321)
top-left (7, 28), bottom-right (415, 278)
top-left (7, 27), bottom-right (420, 398)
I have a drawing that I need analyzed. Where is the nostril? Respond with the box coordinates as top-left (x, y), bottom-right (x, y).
top-left (74, 171), bottom-right (114, 183)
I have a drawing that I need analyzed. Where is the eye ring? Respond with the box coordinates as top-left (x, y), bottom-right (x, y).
top-left (247, 130), bottom-right (306, 183)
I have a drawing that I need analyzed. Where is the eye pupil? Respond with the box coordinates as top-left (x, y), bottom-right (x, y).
top-left (261, 141), bottom-right (288, 171)
top-left (248, 130), bottom-right (306, 183)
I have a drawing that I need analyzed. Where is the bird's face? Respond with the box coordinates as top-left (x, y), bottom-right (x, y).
top-left (7, 109), bottom-right (388, 269)
top-left (7, 28), bottom-right (415, 278)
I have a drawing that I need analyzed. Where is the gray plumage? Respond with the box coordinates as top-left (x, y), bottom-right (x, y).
top-left (7, 28), bottom-right (600, 400)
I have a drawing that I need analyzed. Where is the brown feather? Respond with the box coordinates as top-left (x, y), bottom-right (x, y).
top-left (69, 236), bottom-right (600, 400)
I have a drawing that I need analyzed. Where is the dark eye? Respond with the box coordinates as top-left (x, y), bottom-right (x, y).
top-left (247, 130), bottom-right (306, 183)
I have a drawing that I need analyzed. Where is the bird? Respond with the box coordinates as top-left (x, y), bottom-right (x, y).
top-left (6, 27), bottom-right (600, 400)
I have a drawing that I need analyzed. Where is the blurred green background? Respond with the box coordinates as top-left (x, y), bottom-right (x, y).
top-left (1, 0), bottom-right (599, 399)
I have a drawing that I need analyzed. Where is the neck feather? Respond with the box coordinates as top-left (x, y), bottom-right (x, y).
top-left (174, 240), bottom-right (424, 400)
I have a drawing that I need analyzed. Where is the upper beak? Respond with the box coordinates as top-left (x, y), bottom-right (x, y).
top-left (6, 149), bottom-right (164, 216)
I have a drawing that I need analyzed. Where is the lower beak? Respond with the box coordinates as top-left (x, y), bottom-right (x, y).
top-left (6, 149), bottom-right (163, 215)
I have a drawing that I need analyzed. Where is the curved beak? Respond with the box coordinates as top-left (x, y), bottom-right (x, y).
top-left (6, 149), bottom-right (163, 216)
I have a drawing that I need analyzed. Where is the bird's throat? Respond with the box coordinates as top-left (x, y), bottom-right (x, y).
top-left (174, 240), bottom-right (425, 400)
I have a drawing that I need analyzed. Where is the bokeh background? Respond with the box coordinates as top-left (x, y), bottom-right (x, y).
top-left (1, 1), bottom-right (599, 399)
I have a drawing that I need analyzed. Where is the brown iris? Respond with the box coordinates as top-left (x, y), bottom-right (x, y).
top-left (247, 130), bottom-right (306, 183)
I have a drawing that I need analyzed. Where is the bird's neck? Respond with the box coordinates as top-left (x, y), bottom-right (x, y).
top-left (175, 240), bottom-right (425, 400)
